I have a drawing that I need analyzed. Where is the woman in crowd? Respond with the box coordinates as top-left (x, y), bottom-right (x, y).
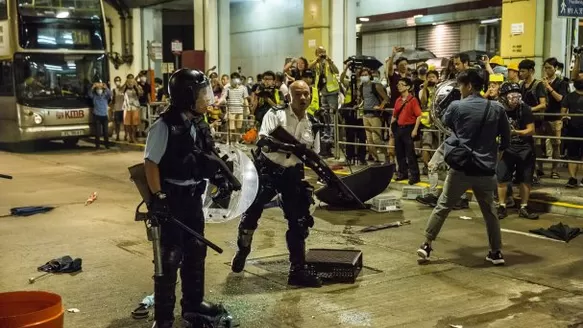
top-left (122, 74), bottom-right (143, 143)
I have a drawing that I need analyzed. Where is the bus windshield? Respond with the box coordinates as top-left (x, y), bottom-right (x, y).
top-left (14, 53), bottom-right (109, 109)
top-left (17, 0), bottom-right (102, 19)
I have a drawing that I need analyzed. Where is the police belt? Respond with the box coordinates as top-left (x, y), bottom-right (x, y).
top-left (256, 152), bottom-right (303, 175)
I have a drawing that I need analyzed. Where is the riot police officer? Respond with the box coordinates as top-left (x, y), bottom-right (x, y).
top-left (231, 80), bottom-right (322, 288)
top-left (144, 68), bottom-right (229, 328)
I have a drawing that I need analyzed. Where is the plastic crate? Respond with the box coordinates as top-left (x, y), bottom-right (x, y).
top-left (371, 195), bottom-right (402, 212)
top-left (305, 249), bottom-right (363, 283)
top-left (402, 186), bottom-right (428, 200)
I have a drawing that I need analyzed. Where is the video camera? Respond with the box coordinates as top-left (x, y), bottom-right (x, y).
top-left (344, 56), bottom-right (365, 71)
top-left (256, 84), bottom-right (276, 98)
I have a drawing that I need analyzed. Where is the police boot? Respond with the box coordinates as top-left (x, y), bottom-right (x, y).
top-left (153, 276), bottom-right (177, 328)
top-left (231, 229), bottom-right (255, 273)
top-left (286, 231), bottom-right (321, 288)
top-left (182, 302), bottom-right (233, 328)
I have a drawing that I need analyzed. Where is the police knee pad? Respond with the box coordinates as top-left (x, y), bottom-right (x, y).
top-left (162, 245), bottom-right (183, 272)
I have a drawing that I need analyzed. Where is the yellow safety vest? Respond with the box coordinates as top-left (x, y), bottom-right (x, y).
top-left (307, 86), bottom-right (319, 116)
top-left (315, 63), bottom-right (339, 93)
top-left (344, 85), bottom-right (352, 104)
top-left (258, 89), bottom-right (282, 106)
top-left (420, 87), bottom-right (435, 127)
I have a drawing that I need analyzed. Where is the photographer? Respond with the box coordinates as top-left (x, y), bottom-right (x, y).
top-left (309, 46), bottom-right (340, 113)
top-left (340, 64), bottom-right (367, 165)
top-left (252, 70), bottom-right (284, 127)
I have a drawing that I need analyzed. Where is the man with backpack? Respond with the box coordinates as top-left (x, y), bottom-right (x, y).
top-left (358, 67), bottom-right (389, 163)
top-left (518, 60), bottom-right (547, 182)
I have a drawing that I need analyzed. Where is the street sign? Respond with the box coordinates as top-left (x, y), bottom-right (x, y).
top-left (559, 0), bottom-right (583, 17)
top-left (148, 41), bottom-right (163, 61)
top-left (171, 40), bottom-right (183, 55)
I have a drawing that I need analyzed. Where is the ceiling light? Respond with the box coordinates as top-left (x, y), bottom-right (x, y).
top-left (481, 18), bottom-right (501, 24)
top-left (414, 14), bottom-right (424, 18)
top-left (56, 11), bottom-right (69, 18)
top-left (359, 17), bottom-right (369, 22)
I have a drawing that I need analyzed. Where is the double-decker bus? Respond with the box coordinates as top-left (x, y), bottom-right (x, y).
top-left (0, 0), bottom-right (109, 145)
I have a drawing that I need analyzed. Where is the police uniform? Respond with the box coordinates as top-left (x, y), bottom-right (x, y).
top-left (231, 104), bottom-right (322, 287)
top-left (144, 69), bottom-right (228, 328)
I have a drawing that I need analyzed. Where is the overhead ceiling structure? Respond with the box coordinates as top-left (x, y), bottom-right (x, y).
top-left (109, 0), bottom-right (259, 10)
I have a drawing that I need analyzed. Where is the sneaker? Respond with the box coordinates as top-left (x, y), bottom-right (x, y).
top-left (395, 175), bottom-right (408, 181)
top-left (453, 198), bottom-right (470, 210)
top-left (486, 250), bottom-right (505, 265)
top-left (550, 172), bottom-right (560, 179)
top-left (532, 175), bottom-right (541, 186)
top-left (416, 243), bottom-right (433, 261)
top-left (566, 177), bottom-right (578, 188)
top-left (518, 207), bottom-right (539, 220)
top-left (497, 205), bottom-right (507, 220)
top-left (536, 169), bottom-right (545, 177)
top-left (416, 194), bottom-right (438, 207)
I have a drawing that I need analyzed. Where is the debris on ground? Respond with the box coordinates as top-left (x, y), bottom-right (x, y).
top-left (85, 192), bottom-right (98, 205)
top-left (449, 325), bottom-right (463, 328)
top-left (67, 308), bottom-right (80, 313)
top-left (459, 216), bottom-right (472, 220)
top-left (529, 222), bottom-right (582, 242)
top-left (38, 255), bottom-right (83, 273)
top-left (359, 220), bottom-right (411, 233)
top-left (10, 206), bottom-right (54, 217)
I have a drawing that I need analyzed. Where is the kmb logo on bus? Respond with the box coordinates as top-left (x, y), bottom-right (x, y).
top-left (56, 110), bottom-right (85, 119)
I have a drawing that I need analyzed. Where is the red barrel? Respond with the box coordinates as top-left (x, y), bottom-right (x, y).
top-left (0, 291), bottom-right (64, 328)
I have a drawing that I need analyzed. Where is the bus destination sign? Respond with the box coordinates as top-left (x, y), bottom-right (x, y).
top-left (37, 28), bottom-right (91, 46)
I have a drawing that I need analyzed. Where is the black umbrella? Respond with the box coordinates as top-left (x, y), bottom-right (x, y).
top-left (460, 50), bottom-right (492, 63)
top-left (395, 48), bottom-right (436, 63)
top-left (344, 55), bottom-right (384, 71)
top-left (529, 222), bottom-right (582, 242)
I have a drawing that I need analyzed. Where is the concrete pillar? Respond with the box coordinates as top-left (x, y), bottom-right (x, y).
top-left (330, 0), bottom-right (344, 67)
top-left (544, 0), bottom-right (569, 65)
top-left (131, 8), bottom-right (142, 75)
top-left (303, 0), bottom-right (330, 61)
top-left (344, 0), bottom-right (357, 61)
top-left (500, 0), bottom-right (546, 70)
top-left (218, 0), bottom-right (230, 74)
top-left (194, 0), bottom-right (205, 52)
top-left (141, 8), bottom-right (163, 77)
top-left (205, 0), bottom-right (219, 72)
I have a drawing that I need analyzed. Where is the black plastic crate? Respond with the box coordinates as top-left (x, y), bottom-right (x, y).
top-left (305, 248), bottom-right (363, 283)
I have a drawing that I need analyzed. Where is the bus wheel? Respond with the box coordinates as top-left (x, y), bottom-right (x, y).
top-left (63, 138), bottom-right (79, 147)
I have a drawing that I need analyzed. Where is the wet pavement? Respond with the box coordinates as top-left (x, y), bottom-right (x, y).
top-left (1, 141), bottom-right (583, 328)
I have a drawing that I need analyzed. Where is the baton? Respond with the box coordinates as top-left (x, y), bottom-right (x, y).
top-left (0, 174), bottom-right (13, 180)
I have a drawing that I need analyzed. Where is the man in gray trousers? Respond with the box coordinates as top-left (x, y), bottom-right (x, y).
top-left (417, 69), bottom-right (511, 265)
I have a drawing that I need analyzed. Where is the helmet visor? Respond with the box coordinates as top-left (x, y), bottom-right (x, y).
top-left (198, 84), bottom-right (215, 107)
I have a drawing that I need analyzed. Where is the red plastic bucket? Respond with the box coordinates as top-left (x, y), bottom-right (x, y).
top-left (0, 291), bottom-right (64, 328)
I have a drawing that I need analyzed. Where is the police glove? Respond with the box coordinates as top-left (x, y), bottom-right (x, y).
top-left (150, 191), bottom-right (170, 220)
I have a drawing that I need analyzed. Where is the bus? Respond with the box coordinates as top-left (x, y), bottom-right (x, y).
top-left (0, 0), bottom-right (109, 145)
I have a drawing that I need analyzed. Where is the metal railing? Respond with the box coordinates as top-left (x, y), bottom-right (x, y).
top-left (332, 107), bottom-right (583, 166)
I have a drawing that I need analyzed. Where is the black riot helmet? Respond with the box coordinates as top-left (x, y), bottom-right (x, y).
top-left (168, 68), bottom-right (214, 114)
top-left (499, 82), bottom-right (522, 109)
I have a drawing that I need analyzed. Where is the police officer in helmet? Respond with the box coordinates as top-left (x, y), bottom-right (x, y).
top-left (231, 80), bottom-right (322, 288)
top-left (144, 68), bottom-right (229, 327)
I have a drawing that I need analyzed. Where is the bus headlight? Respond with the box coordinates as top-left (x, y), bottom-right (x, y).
top-left (33, 114), bottom-right (43, 125)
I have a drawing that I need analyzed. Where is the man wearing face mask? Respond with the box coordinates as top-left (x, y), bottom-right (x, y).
top-left (231, 80), bottom-right (322, 288)
top-left (144, 69), bottom-right (232, 328)
top-left (496, 82), bottom-right (539, 220)
top-left (413, 63), bottom-right (429, 99)
top-left (419, 70), bottom-right (440, 174)
top-left (252, 71), bottom-right (284, 127)
top-left (309, 46), bottom-right (340, 113)
top-left (89, 81), bottom-right (112, 149)
top-left (219, 72), bottom-right (249, 143)
top-left (417, 69), bottom-right (511, 266)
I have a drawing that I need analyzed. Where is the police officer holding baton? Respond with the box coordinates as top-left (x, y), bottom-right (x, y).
top-left (144, 69), bottom-right (230, 328)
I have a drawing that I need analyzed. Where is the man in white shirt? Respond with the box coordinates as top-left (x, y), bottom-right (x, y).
top-left (231, 80), bottom-right (322, 288)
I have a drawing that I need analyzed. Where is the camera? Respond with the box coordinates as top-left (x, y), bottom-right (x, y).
top-left (257, 84), bottom-right (275, 97)
top-left (343, 56), bottom-right (364, 71)
top-left (574, 46), bottom-right (583, 55)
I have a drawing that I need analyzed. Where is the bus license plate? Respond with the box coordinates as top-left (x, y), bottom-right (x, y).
top-left (61, 130), bottom-right (84, 137)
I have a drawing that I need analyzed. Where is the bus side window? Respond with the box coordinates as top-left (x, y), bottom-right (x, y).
top-left (0, 0), bottom-right (6, 20)
top-left (0, 61), bottom-right (13, 96)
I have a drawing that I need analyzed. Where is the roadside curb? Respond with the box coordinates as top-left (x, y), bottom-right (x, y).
top-left (100, 139), bottom-right (583, 218)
